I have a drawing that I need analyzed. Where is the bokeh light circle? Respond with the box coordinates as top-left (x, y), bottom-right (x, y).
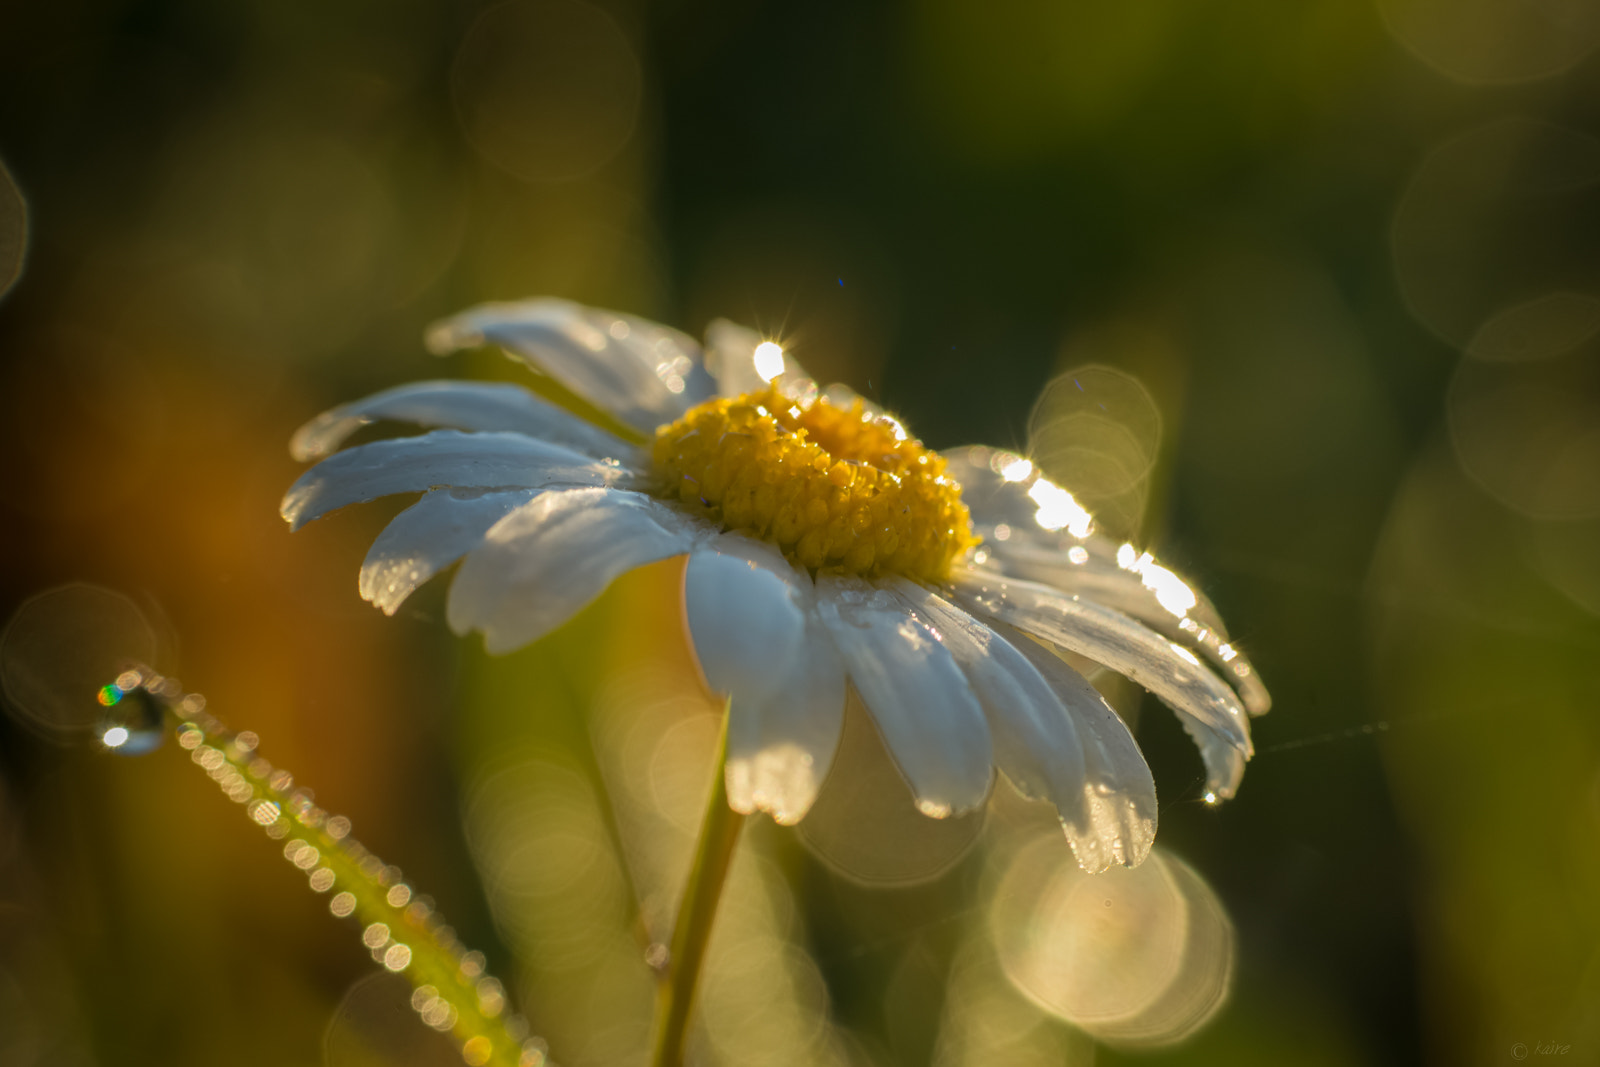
top-left (1394, 119), bottom-right (1600, 357)
top-left (451, 0), bottom-right (642, 183)
top-left (798, 692), bottom-right (985, 887)
top-left (462, 755), bottom-right (630, 970)
top-left (1377, 0), bottom-right (1600, 84)
top-left (325, 972), bottom-right (463, 1067)
top-left (989, 835), bottom-right (1234, 1047)
top-left (1027, 365), bottom-right (1162, 538)
top-left (1, 584), bottom-right (159, 742)
top-left (0, 158), bottom-right (25, 301)
top-left (1530, 517), bottom-right (1600, 617)
top-left (1447, 358), bottom-right (1600, 521)
top-left (1466, 292), bottom-right (1600, 364)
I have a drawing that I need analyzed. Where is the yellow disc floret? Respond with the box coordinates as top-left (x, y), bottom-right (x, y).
top-left (652, 384), bottom-right (978, 581)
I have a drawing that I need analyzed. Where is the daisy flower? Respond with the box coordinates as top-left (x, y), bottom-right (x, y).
top-left (281, 298), bottom-right (1269, 874)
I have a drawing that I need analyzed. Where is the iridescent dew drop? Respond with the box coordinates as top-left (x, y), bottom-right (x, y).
top-left (97, 682), bottom-right (167, 755)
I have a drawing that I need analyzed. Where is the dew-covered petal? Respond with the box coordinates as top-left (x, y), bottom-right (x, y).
top-left (290, 380), bottom-right (638, 464)
top-left (943, 445), bottom-right (1134, 596)
top-left (942, 444), bottom-right (1094, 542)
top-left (949, 567), bottom-right (1252, 797)
top-left (942, 444), bottom-right (1056, 533)
top-left (360, 488), bottom-right (540, 615)
top-left (447, 488), bottom-right (707, 654)
top-left (888, 578), bottom-right (1088, 827)
top-left (813, 574), bottom-right (992, 818)
top-left (280, 430), bottom-right (624, 531)
top-left (426, 298), bottom-right (716, 432)
top-left (944, 445), bottom-right (1271, 715)
top-left (989, 540), bottom-right (1271, 716)
top-left (996, 623), bottom-right (1157, 872)
top-left (1056, 570), bottom-right (1268, 716)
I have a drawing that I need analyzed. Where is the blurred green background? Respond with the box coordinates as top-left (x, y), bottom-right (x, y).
top-left (2, 0), bottom-right (1598, 1064)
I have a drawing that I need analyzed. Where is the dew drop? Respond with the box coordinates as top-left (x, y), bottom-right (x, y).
top-left (382, 943), bottom-right (412, 972)
top-left (462, 1036), bottom-right (494, 1066)
top-left (97, 685), bottom-right (166, 755)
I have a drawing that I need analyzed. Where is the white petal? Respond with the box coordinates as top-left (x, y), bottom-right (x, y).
top-left (950, 567), bottom-right (1251, 797)
top-left (889, 579), bottom-right (1087, 823)
top-left (943, 444), bottom-right (1089, 538)
top-left (360, 488), bottom-right (540, 614)
top-left (986, 537), bottom-right (1270, 716)
top-left (684, 549), bottom-right (807, 711)
top-left (447, 488), bottom-right (706, 654)
top-left (290, 380), bottom-right (638, 463)
top-left (813, 574), bottom-right (993, 817)
top-left (681, 543), bottom-right (844, 825)
top-left (702, 319), bottom-right (819, 398)
top-left (426, 298), bottom-right (715, 433)
top-left (280, 430), bottom-right (624, 530)
top-left (997, 623), bottom-right (1157, 872)
top-left (946, 445), bottom-right (1270, 715)
top-left (724, 627), bottom-right (845, 825)
top-left (726, 633), bottom-right (846, 826)
top-left (682, 535), bottom-right (847, 824)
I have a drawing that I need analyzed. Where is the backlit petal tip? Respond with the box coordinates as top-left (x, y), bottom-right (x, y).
top-left (359, 488), bottom-right (539, 615)
top-left (725, 744), bottom-right (826, 826)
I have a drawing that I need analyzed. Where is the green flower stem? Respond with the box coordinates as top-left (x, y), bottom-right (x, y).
top-left (651, 709), bottom-right (746, 1067)
top-left (100, 669), bottom-right (541, 1067)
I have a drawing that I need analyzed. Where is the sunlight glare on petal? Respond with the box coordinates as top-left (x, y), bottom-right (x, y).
top-left (1027, 477), bottom-right (1092, 538)
top-left (1115, 546), bottom-right (1199, 617)
top-left (753, 341), bottom-right (786, 382)
top-left (997, 454), bottom-right (1033, 483)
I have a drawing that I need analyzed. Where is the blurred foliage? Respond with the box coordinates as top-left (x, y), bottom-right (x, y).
top-left (2, 0), bottom-right (1599, 1065)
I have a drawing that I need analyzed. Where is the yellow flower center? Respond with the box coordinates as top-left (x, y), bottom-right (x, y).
top-left (652, 384), bottom-right (978, 581)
